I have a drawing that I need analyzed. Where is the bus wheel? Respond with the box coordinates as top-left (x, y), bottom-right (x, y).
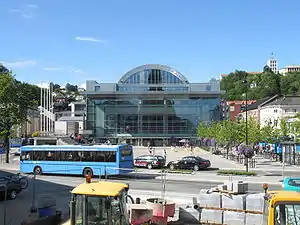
top-left (83, 168), bottom-right (93, 177)
top-left (33, 166), bottom-right (42, 175)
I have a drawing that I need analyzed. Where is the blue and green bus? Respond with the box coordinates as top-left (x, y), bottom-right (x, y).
top-left (19, 144), bottom-right (133, 176)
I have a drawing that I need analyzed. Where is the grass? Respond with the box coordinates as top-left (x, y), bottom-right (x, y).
top-left (160, 169), bottom-right (194, 174)
top-left (217, 169), bottom-right (257, 176)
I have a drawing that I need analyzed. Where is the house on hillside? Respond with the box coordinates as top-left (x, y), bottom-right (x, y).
top-left (238, 96), bottom-right (278, 123)
top-left (259, 95), bottom-right (300, 128)
top-left (225, 100), bottom-right (257, 121)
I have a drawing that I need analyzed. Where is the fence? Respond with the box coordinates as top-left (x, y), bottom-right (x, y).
top-left (223, 153), bottom-right (256, 168)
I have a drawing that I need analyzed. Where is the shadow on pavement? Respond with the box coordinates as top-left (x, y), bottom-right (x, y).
top-left (0, 170), bottom-right (72, 225)
top-left (34, 171), bottom-right (161, 180)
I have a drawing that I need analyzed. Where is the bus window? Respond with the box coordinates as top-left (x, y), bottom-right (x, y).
top-left (33, 151), bottom-right (47, 160)
top-left (46, 152), bottom-right (55, 161)
top-left (106, 151), bottom-right (116, 162)
top-left (21, 151), bottom-right (33, 160)
top-left (121, 149), bottom-right (132, 157)
top-left (94, 152), bottom-right (106, 162)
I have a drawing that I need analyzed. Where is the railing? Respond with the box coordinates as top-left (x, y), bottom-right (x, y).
top-left (223, 153), bottom-right (256, 168)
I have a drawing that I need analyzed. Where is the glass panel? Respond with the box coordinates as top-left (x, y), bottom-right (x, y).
top-left (87, 196), bottom-right (109, 224)
top-left (87, 96), bottom-right (220, 138)
top-left (75, 195), bottom-right (83, 224)
top-left (274, 203), bottom-right (300, 224)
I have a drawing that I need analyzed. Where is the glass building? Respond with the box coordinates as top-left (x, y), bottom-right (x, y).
top-left (85, 64), bottom-right (224, 146)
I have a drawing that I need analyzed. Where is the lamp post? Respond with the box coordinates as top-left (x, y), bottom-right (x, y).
top-left (243, 78), bottom-right (249, 172)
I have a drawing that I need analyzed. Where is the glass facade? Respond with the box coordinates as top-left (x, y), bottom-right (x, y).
top-left (86, 97), bottom-right (220, 137)
top-left (85, 64), bottom-right (222, 145)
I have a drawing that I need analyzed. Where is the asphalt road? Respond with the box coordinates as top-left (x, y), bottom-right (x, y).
top-left (0, 170), bottom-right (282, 225)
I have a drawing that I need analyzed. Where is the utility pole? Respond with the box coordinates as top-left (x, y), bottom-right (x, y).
top-left (243, 77), bottom-right (249, 172)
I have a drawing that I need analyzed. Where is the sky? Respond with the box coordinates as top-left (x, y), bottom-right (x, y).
top-left (1, 0), bottom-right (300, 87)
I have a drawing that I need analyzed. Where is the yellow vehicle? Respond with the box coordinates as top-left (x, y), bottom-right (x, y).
top-left (264, 184), bottom-right (300, 225)
top-left (62, 175), bottom-right (152, 225)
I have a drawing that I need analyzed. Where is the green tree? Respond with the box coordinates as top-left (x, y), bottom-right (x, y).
top-left (279, 118), bottom-right (289, 137)
top-left (0, 67), bottom-right (38, 163)
top-left (245, 117), bottom-right (261, 146)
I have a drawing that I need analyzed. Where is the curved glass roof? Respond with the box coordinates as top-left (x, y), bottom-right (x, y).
top-left (118, 64), bottom-right (189, 85)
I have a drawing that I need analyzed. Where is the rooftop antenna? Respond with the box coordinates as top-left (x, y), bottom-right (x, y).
top-left (271, 52), bottom-right (275, 59)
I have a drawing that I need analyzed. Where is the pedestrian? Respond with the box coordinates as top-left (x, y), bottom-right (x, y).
top-left (163, 148), bottom-right (167, 160)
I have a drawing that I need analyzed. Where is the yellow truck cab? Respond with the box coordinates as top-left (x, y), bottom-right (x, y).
top-left (264, 184), bottom-right (300, 225)
top-left (63, 175), bottom-right (131, 225)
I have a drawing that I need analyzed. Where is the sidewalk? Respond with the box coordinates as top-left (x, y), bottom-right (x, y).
top-left (0, 163), bottom-right (19, 171)
top-left (153, 172), bottom-right (283, 185)
top-left (213, 152), bottom-right (300, 173)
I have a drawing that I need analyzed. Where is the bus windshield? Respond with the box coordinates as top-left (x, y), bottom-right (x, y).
top-left (274, 203), bottom-right (300, 224)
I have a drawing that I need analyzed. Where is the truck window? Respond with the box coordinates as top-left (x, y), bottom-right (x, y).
top-left (275, 204), bottom-right (300, 225)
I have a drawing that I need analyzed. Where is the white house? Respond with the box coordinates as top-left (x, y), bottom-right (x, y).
top-left (259, 96), bottom-right (300, 128)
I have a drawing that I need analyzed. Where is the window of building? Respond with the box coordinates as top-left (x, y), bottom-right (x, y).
top-left (230, 106), bottom-right (235, 112)
top-left (274, 109), bottom-right (278, 113)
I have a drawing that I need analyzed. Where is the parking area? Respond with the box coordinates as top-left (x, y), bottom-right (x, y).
top-left (133, 146), bottom-right (244, 170)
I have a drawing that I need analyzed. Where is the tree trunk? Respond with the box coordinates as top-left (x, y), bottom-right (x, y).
top-left (4, 134), bottom-right (10, 163)
top-left (226, 147), bottom-right (229, 159)
top-left (245, 156), bottom-right (249, 172)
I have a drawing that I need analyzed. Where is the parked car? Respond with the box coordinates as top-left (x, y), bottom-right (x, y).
top-left (0, 173), bottom-right (28, 200)
top-left (167, 156), bottom-right (211, 171)
top-left (282, 177), bottom-right (300, 191)
top-left (134, 155), bottom-right (166, 169)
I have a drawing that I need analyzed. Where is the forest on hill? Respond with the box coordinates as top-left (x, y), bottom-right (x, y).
top-left (220, 66), bottom-right (300, 101)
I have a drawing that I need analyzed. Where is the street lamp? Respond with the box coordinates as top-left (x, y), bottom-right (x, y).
top-left (242, 78), bottom-right (249, 172)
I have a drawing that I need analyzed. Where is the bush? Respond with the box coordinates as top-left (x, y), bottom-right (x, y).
top-left (32, 131), bottom-right (40, 137)
top-left (217, 170), bottom-right (257, 176)
top-left (160, 169), bottom-right (193, 174)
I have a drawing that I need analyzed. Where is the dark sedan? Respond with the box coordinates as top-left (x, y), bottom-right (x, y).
top-left (0, 176), bottom-right (23, 200)
top-left (167, 156), bottom-right (211, 171)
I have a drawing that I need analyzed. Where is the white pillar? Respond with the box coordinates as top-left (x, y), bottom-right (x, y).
top-left (48, 85), bottom-right (50, 134)
top-left (43, 87), bottom-right (46, 136)
top-left (49, 84), bottom-right (52, 133)
top-left (40, 87), bottom-right (43, 134)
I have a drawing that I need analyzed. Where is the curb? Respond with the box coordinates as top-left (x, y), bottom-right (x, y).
top-left (154, 176), bottom-right (281, 185)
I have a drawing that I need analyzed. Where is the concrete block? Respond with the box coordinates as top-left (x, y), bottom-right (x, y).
top-left (222, 194), bottom-right (246, 210)
top-left (199, 192), bottom-right (222, 208)
top-left (200, 209), bottom-right (223, 224)
top-left (232, 182), bottom-right (248, 193)
top-left (178, 207), bottom-right (200, 223)
top-left (245, 213), bottom-right (264, 225)
top-left (224, 181), bottom-right (233, 191)
top-left (223, 211), bottom-right (245, 225)
top-left (246, 193), bottom-right (265, 212)
top-left (218, 184), bottom-right (227, 191)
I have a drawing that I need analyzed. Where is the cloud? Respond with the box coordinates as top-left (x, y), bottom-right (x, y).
top-left (44, 67), bottom-right (60, 71)
top-left (75, 36), bottom-right (107, 42)
top-left (0, 60), bottom-right (36, 68)
top-left (36, 82), bottom-right (50, 88)
top-left (79, 83), bottom-right (86, 90)
top-left (10, 4), bottom-right (38, 19)
top-left (68, 68), bottom-right (86, 75)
